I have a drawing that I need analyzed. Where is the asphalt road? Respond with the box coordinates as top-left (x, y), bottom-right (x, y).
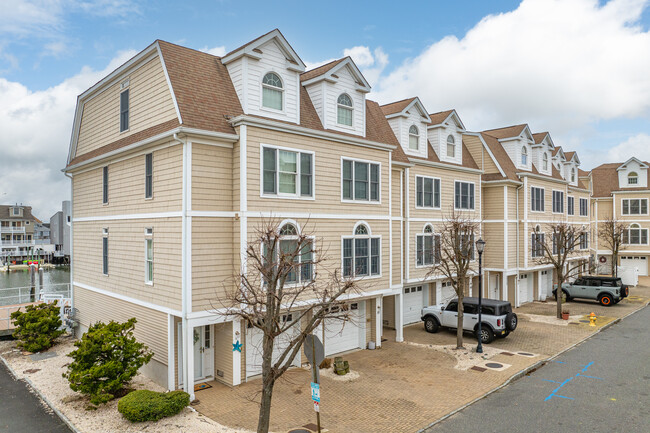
top-left (425, 305), bottom-right (650, 433)
top-left (0, 361), bottom-right (71, 433)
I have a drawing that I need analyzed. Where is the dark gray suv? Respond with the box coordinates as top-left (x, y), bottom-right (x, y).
top-left (553, 276), bottom-right (629, 306)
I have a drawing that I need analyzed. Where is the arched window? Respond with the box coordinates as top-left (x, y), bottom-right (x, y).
top-left (571, 168), bottom-right (576, 183)
top-left (417, 224), bottom-right (440, 266)
top-left (343, 223), bottom-right (380, 277)
top-left (279, 223), bottom-right (298, 236)
top-left (262, 72), bottom-right (283, 110)
top-left (521, 146), bottom-right (528, 165)
top-left (628, 172), bottom-right (638, 185)
top-left (624, 223), bottom-right (648, 245)
top-left (543, 152), bottom-right (548, 171)
top-left (409, 125), bottom-right (419, 150)
top-left (337, 93), bottom-right (353, 126)
top-left (447, 135), bottom-right (456, 158)
top-left (267, 222), bottom-right (313, 284)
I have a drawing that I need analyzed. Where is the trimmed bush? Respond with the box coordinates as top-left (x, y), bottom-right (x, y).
top-left (11, 301), bottom-right (64, 352)
top-left (118, 390), bottom-right (189, 422)
top-left (63, 318), bottom-right (153, 405)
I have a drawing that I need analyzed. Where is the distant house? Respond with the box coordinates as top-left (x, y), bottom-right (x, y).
top-left (50, 201), bottom-right (71, 263)
top-left (0, 204), bottom-right (37, 261)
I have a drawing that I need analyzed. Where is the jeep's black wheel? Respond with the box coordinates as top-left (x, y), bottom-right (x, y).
top-left (614, 298), bottom-right (621, 304)
top-left (424, 317), bottom-right (439, 333)
top-left (506, 312), bottom-right (518, 331)
top-left (599, 294), bottom-right (613, 307)
top-left (621, 286), bottom-right (629, 297)
top-left (476, 326), bottom-right (494, 344)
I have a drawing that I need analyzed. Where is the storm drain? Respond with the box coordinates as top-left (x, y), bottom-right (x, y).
top-left (477, 361), bottom-right (512, 372)
top-left (517, 352), bottom-right (537, 357)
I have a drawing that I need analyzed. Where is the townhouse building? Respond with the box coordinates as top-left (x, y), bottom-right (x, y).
top-left (590, 158), bottom-right (650, 276)
top-left (64, 29), bottom-right (592, 399)
top-left (1, 204), bottom-right (37, 261)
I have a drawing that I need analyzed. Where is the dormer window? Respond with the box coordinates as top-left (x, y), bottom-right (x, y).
top-left (337, 94), bottom-right (353, 126)
top-left (543, 153), bottom-right (548, 171)
top-left (409, 125), bottom-right (419, 150)
top-left (628, 172), bottom-right (638, 185)
top-left (571, 168), bottom-right (576, 183)
top-left (521, 146), bottom-right (528, 165)
top-left (446, 135), bottom-right (456, 158)
top-left (262, 72), bottom-right (283, 110)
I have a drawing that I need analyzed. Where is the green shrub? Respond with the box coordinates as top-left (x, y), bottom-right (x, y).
top-left (63, 318), bottom-right (153, 405)
top-left (11, 301), bottom-right (65, 352)
top-left (118, 390), bottom-right (189, 422)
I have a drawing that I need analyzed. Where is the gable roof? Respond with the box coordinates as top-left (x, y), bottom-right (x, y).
top-left (591, 161), bottom-right (650, 197)
top-left (222, 28), bottom-right (305, 70)
top-left (428, 109), bottom-right (466, 130)
top-left (617, 156), bottom-right (649, 170)
top-left (300, 57), bottom-right (371, 91)
top-left (407, 140), bottom-right (479, 170)
top-left (380, 97), bottom-right (430, 122)
top-left (480, 132), bottom-right (519, 181)
top-left (482, 124), bottom-right (528, 140)
top-left (300, 58), bottom-right (345, 82)
top-left (0, 205), bottom-right (35, 221)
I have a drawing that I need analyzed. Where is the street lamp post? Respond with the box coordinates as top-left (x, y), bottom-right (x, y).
top-left (475, 238), bottom-right (486, 354)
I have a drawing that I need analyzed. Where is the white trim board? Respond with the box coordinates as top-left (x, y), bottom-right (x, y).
top-left (74, 281), bottom-right (182, 316)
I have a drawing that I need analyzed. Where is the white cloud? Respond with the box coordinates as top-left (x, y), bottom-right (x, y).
top-left (0, 0), bottom-right (64, 37)
top-left (606, 133), bottom-right (650, 162)
top-left (0, 50), bottom-right (137, 219)
top-left (372, 0), bottom-right (650, 134)
top-left (305, 46), bottom-right (389, 87)
top-left (200, 45), bottom-right (227, 57)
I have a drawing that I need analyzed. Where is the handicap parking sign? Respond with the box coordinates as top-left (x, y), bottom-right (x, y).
top-left (310, 382), bottom-right (320, 402)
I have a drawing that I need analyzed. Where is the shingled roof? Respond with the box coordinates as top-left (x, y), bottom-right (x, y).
top-left (380, 97), bottom-right (417, 116)
top-left (482, 124), bottom-right (527, 140)
top-left (590, 162), bottom-right (650, 197)
top-left (0, 205), bottom-right (36, 221)
top-left (428, 110), bottom-right (455, 125)
top-left (300, 58), bottom-right (346, 82)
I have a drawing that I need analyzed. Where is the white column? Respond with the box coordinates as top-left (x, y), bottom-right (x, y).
top-left (375, 296), bottom-right (382, 348)
top-left (167, 314), bottom-right (175, 391)
top-left (503, 274), bottom-right (509, 302)
top-left (232, 319), bottom-right (242, 385)
top-left (395, 293), bottom-right (404, 342)
top-left (469, 277), bottom-right (473, 297)
top-left (185, 323), bottom-right (195, 402)
top-left (538, 271), bottom-right (543, 301)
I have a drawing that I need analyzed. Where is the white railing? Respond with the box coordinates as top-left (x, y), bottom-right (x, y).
top-left (0, 227), bottom-right (26, 233)
top-left (1, 240), bottom-right (35, 246)
top-left (0, 283), bottom-right (71, 332)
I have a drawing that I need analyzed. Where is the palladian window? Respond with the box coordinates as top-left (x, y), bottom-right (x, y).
top-left (337, 94), bottom-right (353, 126)
top-left (262, 72), bottom-right (283, 110)
top-left (343, 224), bottom-right (380, 277)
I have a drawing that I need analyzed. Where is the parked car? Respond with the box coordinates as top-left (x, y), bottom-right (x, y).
top-left (553, 275), bottom-right (629, 306)
top-left (421, 297), bottom-right (518, 344)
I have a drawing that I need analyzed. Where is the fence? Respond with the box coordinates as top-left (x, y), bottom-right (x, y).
top-left (0, 283), bottom-right (71, 333)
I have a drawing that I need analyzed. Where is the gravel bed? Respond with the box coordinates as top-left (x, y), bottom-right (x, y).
top-left (0, 337), bottom-right (254, 433)
top-left (403, 341), bottom-right (503, 370)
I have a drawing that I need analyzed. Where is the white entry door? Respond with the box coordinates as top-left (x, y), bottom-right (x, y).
top-left (246, 314), bottom-right (301, 378)
top-left (541, 270), bottom-right (553, 299)
top-left (621, 256), bottom-right (648, 276)
top-left (403, 286), bottom-right (424, 325)
top-left (177, 324), bottom-right (214, 385)
top-left (489, 273), bottom-right (500, 300)
top-left (518, 274), bottom-right (531, 305)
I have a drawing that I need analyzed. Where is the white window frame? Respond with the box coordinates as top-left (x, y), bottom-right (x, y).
top-left (341, 157), bottom-right (381, 204)
top-left (415, 224), bottom-right (441, 267)
top-left (260, 71), bottom-right (284, 112)
top-left (446, 135), bottom-right (456, 158)
top-left (567, 196), bottom-right (575, 216)
top-left (552, 190), bottom-right (564, 214)
top-left (621, 198), bottom-right (649, 216)
top-left (521, 146), bottom-right (528, 166)
top-left (145, 228), bottom-right (153, 285)
top-left (628, 172), bottom-right (638, 185)
top-left (261, 222), bottom-right (315, 287)
top-left (145, 153), bottom-right (153, 200)
top-left (530, 186), bottom-right (545, 212)
top-left (336, 93), bottom-right (353, 127)
top-left (579, 231), bottom-right (589, 250)
top-left (341, 223), bottom-right (381, 279)
top-left (623, 223), bottom-right (649, 245)
top-left (542, 152), bottom-right (548, 171)
top-left (408, 125), bottom-right (419, 150)
top-left (415, 175), bottom-right (441, 209)
top-left (531, 226), bottom-right (545, 258)
top-left (260, 144), bottom-right (315, 200)
top-left (102, 228), bottom-right (109, 276)
top-left (119, 85), bottom-right (129, 133)
top-left (579, 198), bottom-right (588, 217)
top-left (454, 181), bottom-right (475, 211)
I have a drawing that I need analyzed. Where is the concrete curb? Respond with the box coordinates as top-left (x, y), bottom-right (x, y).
top-left (417, 301), bottom-right (650, 433)
top-left (0, 354), bottom-right (81, 433)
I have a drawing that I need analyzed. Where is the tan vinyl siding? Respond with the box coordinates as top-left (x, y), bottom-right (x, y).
top-left (76, 55), bottom-right (177, 157)
top-left (73, 143), bottom-right (182, 218)
top-left (482, 186), bottom-right (505, 220)
top-left (508, 223), bottom-right (518, 268)
top-left (246, 127), bottom-right (391, 215)
top-left (483, 222), bottom-right (504, 268)
top-left (507, 275), bottom-right (516, 305)
top-left (507, 186), bottom-right (518, 221)
top-left (382, 295), bottom-right (395, 328)
top-left (213, 322), bottom-right (234, 386)
top-left (392, 220), bottom-right (401, 286)
top-left (192, 217), bottom-right (236, 311)
top-left (192, 143), bottom-right (234, 212)
top-left (73, 218), bottom-right (182, 311)
top-left (392, 168), bottom-right (402, 216)
top-left (75, 286), bottom-right (168, 365)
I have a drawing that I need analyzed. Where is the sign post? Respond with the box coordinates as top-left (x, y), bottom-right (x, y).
top-left (304, 335), bottom-right (324, 433)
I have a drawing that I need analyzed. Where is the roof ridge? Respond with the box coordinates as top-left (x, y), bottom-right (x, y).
top-left (379, 96), bottom-right (417, 108)
top-left (223, 28), bottom-right (279, 58)
top-left (158, 39), bottom-right (222, 59)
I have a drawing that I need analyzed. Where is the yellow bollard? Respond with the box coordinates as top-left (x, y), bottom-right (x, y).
top-left (589, 312), bottom-right (597, 327)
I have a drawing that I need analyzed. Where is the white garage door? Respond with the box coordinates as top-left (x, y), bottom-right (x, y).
top-left (541, 270), bottom-right (553, 299)
top-left (404, 286), bottom-right (424, 325)
top-left (321, 303), bottom-right (364, 356)
top-left (621, 256), bottom-right (648, 276)
top-left (246, 314), bottom-right (301, 378)
top-left (518, 273), bottom-right (532, 305)
top-left (438, 281), bottom-right (456, 305)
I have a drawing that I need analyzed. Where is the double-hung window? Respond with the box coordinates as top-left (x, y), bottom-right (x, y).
top-left (342, 159), bottom-right (379, 202)
top-left (416, 225), bottom-right (441, 266)
top-left (102, 228), bottom-right (109, 275)
top-left (454, 181), bottom-right (475, 210)
top-left (262, 72), bottom-right (283, 110)
top-left (531, 231), bottom-right (545, 258)
top-left (567, 196), bottom-right (575, 216)
top-left (145, 228), bottom-right (153, 284)
top-left (579, 198), bottom-right (588, 216)
top-left (102, 166), bottom-right (109, 204)
top-left (622, 199), bottom-right (648, 215)
top-left (262, 146), bottom-right (313, 198)
top-left (343, 224), bottom-right (380, 277)
top-left (579, 232), bottom-right (589, 250)
top-left (623, 224), bottom-right (648, 245)
top-left (263, 223), bottom-right (313, 284)
top-left (120, 88), bottom-right (129, 132)
top-left (531, 187), bottom-right (544, 212)
top-left (337, 94), bottom-right (353, 126)
top-left (145, 153), bottom-right (153, 199)
top-left (552, 191), bottom-right (564, 214)
top-left (459, 233), bottom-right (475, 261)
top-left (416, 176), bottom-right (440, 208)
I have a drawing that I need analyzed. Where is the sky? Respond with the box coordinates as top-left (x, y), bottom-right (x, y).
top-left (1, 0), bottom-right (650, 219)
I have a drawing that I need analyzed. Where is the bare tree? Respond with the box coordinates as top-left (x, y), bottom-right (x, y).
top-left (426, 211), bottom-right (479, 349)
top-left (598, 216), bottom-right (626, 277)
top-left (532, 222), bottom-right (584, 318)
top-left (218, 219), bottom-right (358, 433)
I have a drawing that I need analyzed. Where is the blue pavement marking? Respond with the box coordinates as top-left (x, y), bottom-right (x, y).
top-left (543, 361), bottom-right (603, 402)
top-left (554, 361), bottom-right (566, 364)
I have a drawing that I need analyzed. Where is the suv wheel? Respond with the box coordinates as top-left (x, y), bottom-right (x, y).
top-left (506, 313), bottom-right (518, 331)
top-left (424, 317), bottom-right (439, 333)
top-left (476, 326), bottom-right (495, 344)
top-left (599, 294), bottom-right (613, 307)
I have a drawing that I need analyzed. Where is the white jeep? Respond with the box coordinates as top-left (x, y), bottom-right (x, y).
top-left (421, 297), bottom-right (518, 344)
